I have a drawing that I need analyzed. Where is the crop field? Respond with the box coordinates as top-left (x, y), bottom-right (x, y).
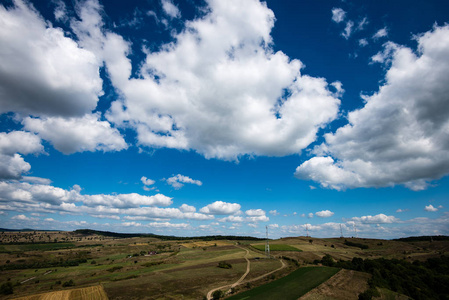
top-left (0, 230), bottom-right (447, 299)
top-left (251, 244), bottom-right (302, 252)
top-left (226, 267), bottom-right (340, 300)
top-left (13, 285), bottom-right (108, 300)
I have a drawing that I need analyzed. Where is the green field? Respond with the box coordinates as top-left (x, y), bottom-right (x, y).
top-left (227, 267), bottom-right (339, 300)
top-left (251, 244), bottom-right (302, 252)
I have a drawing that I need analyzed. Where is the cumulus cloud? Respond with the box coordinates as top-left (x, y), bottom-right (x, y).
top-left (331, 8), bottom-right (346, 23)
top-left (350, 214), bottom-right (399, 224)
top-left (269, 209), bottom-right (280, 216)
top-left (295, 25), bottom-right (449, 191)
top-left (23, 114), bottom-right (127, 154)
top-left (200, 201), bottom-right (241, 215)
top-left (141, 176), bottom-right (155, 186)
top-left (245, 209), bottom-right (266, 216)
top-left (0, 131), bottom-right (44, 180)
top-left (179, 204), bottom-right (196, 213)
top-left (0, 0), bottom-right (103, 117)
top-left (424, 204), bottom-right (439, 212)
top-left (218, 215), bottom-right (244, 223)
top-left (166, 174), bottom-right (202, 189)
top-left (104, 0), bottom-right (341, 160)
top-left (0, 131), bottom-right (44, 156)
top-left (0, 180), bottom-right (218, 222)
top-left (148, 222), bottom-right (189, 229)
top-left (315, 210), bottom-right (335, 218)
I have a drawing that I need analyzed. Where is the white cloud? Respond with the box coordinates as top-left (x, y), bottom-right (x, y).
top-left (425, 204), bottom-right (438, 212)
top-left (0, 154), bottom-right (31, 180)
top-left (396, 208), bottom-right (408, 213)
top-left (53, 0), bottom-right (67, 22)
top-left (148, 222), bottom-right (189, 229)
top-left (269, 210), bottom-right (279, 216)
top-left (200, 201), bottom-right (241, 215)
top-left (179, 204), bottom-right (196, 213)
top-left (23, 114), bottom-right (127, 154)
top-left (342, 20), bottom-right (354, 39)
top-left (350, 214), bottom-right (399, 224)
top-left (359, 38), bottom-right (368, 47)
top-left (315, 210), bottom-right (334, 218)
top-left (331, 8), bottom-right (346, 23)
top-left (22, 176), bottom-right (52, 185)
top-left (246, 215), bottom-right (269, 223)
top-left (0, 0), bottom-right (103, 117)
top-left (166, 174), bottom-right (202, 189)
top-left (218, 215), bottom-right (244, 223)
top-left (161, 0), bottom-right (180, 19)
top-left (308, 213), bottom-right (314, 218)
top-left (83, 193), bottom-right (173, 208)
top-left (0, 131), bottom-right (44, 180)
top-left (295, 25), bottom-right (449, 191)
top-left (0, 131), bottom-right (44, 156)
top-left (357, 17), bottom-right (369, 31)
top-left (141, 176), bottom-right (155, 186)
top-left (373, 27), bottom-right (388, 40)
top-left (11, 214), bottom-right (30, 220)
top-left (245, 209), bottom-right (266, 216)
top-left (105, 0), bottom-right (340, 160)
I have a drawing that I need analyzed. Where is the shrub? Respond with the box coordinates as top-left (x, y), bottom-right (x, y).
top-left (212, 289), bottom-right (224, 299)
top-left (0, 282), bottom-right (13, 295)
top-left (218, 261), bottom-right (232, 269)
top-left (62, 280), bottom-right (74, 287)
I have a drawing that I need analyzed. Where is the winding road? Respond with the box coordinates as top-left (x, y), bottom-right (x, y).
top-left (206, 245), bottom-right (286, 300)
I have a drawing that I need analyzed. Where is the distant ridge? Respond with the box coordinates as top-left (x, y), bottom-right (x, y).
top-left (74, 229), bottom-right (265, 241)
top-left (393, 235), bottom-right (449, 242)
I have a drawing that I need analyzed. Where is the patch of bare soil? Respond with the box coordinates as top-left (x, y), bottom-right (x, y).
top-left (299, 269), bottom-right (370, 300)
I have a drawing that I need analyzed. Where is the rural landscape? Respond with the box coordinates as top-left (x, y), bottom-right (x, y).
top-left (0, 229), bottom-right (448, 299)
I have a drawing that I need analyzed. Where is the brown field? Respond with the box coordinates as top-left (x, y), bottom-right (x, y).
top-left (299, 269), bottom-right (370, 300)
top-left (12, 285), bottom-right (108, 300)
top-left (180, 240), bottom-right (232, 248)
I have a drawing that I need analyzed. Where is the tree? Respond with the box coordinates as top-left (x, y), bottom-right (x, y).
top-left (0, 282), bottom-right (13, 295)
top-left (212, 290), bottom-right (224, 299)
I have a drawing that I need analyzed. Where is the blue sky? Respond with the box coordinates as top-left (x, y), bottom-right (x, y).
top-left (0, 0), bottom-right (448, 239)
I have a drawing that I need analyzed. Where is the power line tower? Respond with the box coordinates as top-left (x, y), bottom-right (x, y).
top-left (340, 224), bottom-right (344, 238)
top-left (265, 225), bottom-right (270, 258)
top-left (305, 224), bottom-right (309, 238)
top-left (353, 223), bottom-right (358, 238)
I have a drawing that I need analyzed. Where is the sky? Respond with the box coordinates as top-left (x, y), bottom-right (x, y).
top-left (0, 0), bottom-right (448, 239)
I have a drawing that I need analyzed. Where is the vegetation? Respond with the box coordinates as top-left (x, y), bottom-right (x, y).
top-left (62, 279), bottom-right (75, 287)
top-left (318, 254), bottom-right (449, 299)
top-left (1, 230), bottom-right (447, 299)
top-left (344, 240), bottom-right (369, 250)
top-left (0, 282), bottom-right (14, 295)
top-left (251, 244), bottom-right (302, 251)
top-left (227, 267), bottom-right (339, 300)
top-left (393, 235), bottom-right (449, 242)
top-left (74, 229), bottom-right (264, 241)
top-left (217, 261), bottom-right (232, 269)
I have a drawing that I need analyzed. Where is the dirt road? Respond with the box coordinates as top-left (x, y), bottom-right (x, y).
top-left (206, 246), bottom-right (287, 300)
